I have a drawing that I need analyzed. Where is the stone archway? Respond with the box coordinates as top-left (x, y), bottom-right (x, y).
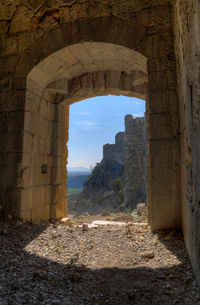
top-left (2, 0), bottom-right (200, 283)
top-left (14, 33), bottom-right (180, 232)
top-left (23, 42), bottom-right (148, 222)
top-left (1, 9), bottom-right (181, 232)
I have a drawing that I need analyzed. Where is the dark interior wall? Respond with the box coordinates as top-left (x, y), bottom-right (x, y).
top-left (174, 0), bottom-right (200, 281)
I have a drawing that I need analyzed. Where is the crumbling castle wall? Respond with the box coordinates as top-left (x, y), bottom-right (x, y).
top-left (124, 115), bottom-right (147, 210)
top-left (84, 132), bottom-right (125, 193)
top-left (103, 132), bottom-right (125, 166)
top-left (74, 115), bottom-right (147, 213)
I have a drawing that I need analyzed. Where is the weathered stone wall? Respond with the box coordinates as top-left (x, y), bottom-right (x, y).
top-left (0, 0), bottom-right (182, 242)
top-left (2, 0), bottom-right (200, 283)
top-left (124, 115), bottom-right (147, 210)
top-left (103, 132), bottom-right (125, 165)
top-left (174, 0), bottom-right (200, 282)
top-left (20, 84), bottom-right (68, 222)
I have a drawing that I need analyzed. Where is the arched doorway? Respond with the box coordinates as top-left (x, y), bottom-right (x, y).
top-left (2, 15), bottom-right (181, 231)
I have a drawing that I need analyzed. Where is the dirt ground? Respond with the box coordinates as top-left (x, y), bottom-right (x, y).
top-left (0, 215), bottom-right (200, 305)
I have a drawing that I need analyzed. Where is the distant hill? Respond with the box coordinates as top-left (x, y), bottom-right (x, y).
top-left (68, 171), bottom-right (91, 177)
top-left (67, 174), bottom-right (90, 188)
top-left (67, 167), bottom-right (91, 178)
top-left (67, 167), bottom-right (91, 172)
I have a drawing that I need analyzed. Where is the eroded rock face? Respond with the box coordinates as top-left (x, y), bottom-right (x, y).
top-left (84, 132), bottom-right (125, 192)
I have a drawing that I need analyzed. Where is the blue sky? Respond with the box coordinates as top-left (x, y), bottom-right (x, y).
top-left (68, 95), bottom-right (145, 168)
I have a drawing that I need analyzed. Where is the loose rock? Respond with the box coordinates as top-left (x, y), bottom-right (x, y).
top-left (82, 223), bottom-right (89, 231)
top-left (141, 250), bottom-right (155, 259)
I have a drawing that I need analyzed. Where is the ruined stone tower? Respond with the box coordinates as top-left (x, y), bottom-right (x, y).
top-left (124, 115), bottom-right (147, 210)
top-left (76, 115), bottom-right (147, 212)
top-left (103, 132), bottom-right (125, 166)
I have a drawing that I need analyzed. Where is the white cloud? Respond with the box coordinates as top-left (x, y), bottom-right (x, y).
top-left (72, 111), bottom-right (93, 116)
top-left (133, 112), bottom-right (144, 117)
top-left (124, 101), bottom-right (143, 105)
top-left (124, 101), bottom-right (133, 104)
top-left (134, 101), bottom-right (143, 105)
top-left (75, 120), bottom-right (101, 130)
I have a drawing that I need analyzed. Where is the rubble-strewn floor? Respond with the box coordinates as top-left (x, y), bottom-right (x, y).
top-left (0, 216), bottom-right (200, 305)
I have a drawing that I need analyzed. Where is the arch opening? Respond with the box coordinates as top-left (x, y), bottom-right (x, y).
top-left (21, 42), bottom-right (148, 223)
top-left (67, 95), bottom-right (147, 217)
top-left (8, 36), bottom-right (181, 234)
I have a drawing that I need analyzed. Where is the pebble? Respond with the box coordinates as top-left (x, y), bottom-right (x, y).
top-left (72, 272), bottom-right (81, 282)
top-left (141, 250), bottom-right (155, 259)
top-left (82, 223), bottom-right (89, 231)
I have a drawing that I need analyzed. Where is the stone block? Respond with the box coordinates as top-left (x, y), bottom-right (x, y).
top-left (106, 71), bottom-right (121, 89)
top-left (149, 140), bottom-right (180, 167)
top-left (26, 79), bottom-right (44, 97)
top-left (0, 90), bottom-right (26, 112)
top-left (51, 139), bottom-right (65, 156)
top-left (23, 132), bottom-right (34, 153)
top-left (148, 113), bottom-right (180, 140)
top-left (0, 36), bottom-right (17, 57)
top-left (51, 184), bottom-right (66, 202)
top-left (51, 167), bottom-right (65, 185)
top-left (148, 69), bottom-right (177, 91)
top-left (33, 136), bottom-right (50, 155)
top-left (0, 3), bottom-right (16, 20)
top-left (150, 165), bottom-right (180, 194)
top-left (21, 188), bottom-right (33, 212)
top-left (31, 205), bottom-right (50, 222)
top-left (19, 167), bottom-right (33, 188)
top-left (52, 121), bottom-right (65, 139)
top-left (32, 167), bottom-right (51, 186)
top-left (14, 52), bottom-right (33, 79)
top-left (60, 7), bottom-right (72, 23)
top-left (25, 90), bottom-right (42, 112)
top-left (9, 6), bottom-right (32, 34)
top-left (51, 200), bottom-right (67, 219)
top-left (68, 43), bottom-right (93, 65)
top-left (148, 89), bottom-right (179, 113)
top-left (51, 156), bottom-right (64, 168)
top-left (150, 190), bottom-right (180, 230)
top-left (148, 55), bottom-right (176, 72)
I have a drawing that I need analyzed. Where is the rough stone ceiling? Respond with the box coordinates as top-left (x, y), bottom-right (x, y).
top-left (28, 42), bottom-right (147, 89)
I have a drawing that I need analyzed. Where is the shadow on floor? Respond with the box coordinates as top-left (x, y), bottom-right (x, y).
top-left (0, 220), bottom-right (199, 305)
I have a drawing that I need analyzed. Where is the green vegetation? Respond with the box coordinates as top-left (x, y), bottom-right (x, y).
top-left (110, 177), bottom-right (123, 191)
top-left (68, 188), bottom-right (82, 196)
top-left (67, 174), bottom-right (89, 188)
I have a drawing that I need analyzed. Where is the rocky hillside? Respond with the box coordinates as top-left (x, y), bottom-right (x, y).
top-left (67, 173), bottom-right (90, 188)
top-left (83, 132), bottom-right (125, 192)
top-left (68, 115), bottom-right (147, 215)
